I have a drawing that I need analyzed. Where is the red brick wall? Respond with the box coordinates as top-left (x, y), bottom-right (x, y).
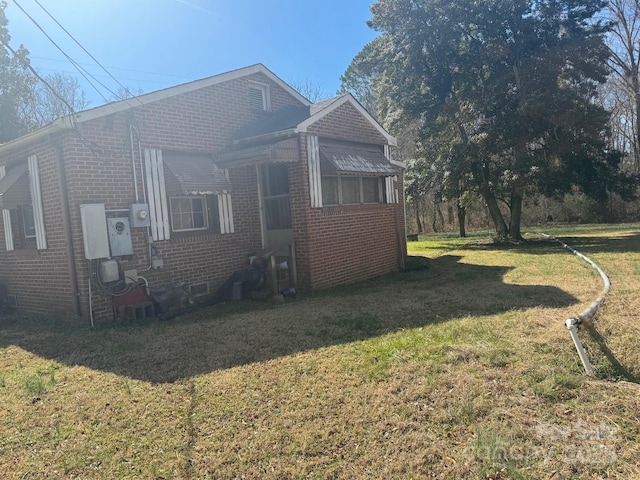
top-left (63, 71), bottom-right (302, 320)
top-left (0, 71), bottom-right (406, 321)
top-left (290, 131), bottom-right (405, 292)
top-left (0, 135), bottom-right (78, 317)
top-left (307, 102), bottom-right (388, 145)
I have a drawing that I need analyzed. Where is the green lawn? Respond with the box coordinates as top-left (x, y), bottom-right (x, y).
top-left (1, 224), bottom-right (639, 479)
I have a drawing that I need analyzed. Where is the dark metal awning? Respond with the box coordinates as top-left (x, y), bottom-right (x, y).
top-left (0, 163), bottom-right (30, 208)
top-left (216, 137), bottom-right (299, 169)
top-left (319, 143), bottom-right (397, 176)
top-left (162, 154), bottom-right (231, 195)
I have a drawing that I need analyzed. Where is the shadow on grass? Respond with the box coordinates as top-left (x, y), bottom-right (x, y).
top-left (584, 325), bottom-right (639, 383)
top-left (0, 255), bottom-right (578, 383)
top-left (495, 233), bottom-right (640, 256)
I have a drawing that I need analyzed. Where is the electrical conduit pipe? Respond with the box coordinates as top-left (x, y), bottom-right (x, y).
top-left (542, 234), bottom-right (611, 376)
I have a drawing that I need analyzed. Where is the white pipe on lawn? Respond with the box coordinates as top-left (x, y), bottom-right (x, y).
top-left (566, 318), bottom-right (595, 376)
top-left (543, 234), bottom-right (612, 376)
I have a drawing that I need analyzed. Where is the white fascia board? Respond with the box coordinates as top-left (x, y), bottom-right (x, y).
top-left (295, 94), bottom-right (397, 146)
top-left (0, 116), bottom-right (73, 155)
top-left (1, 64), bottom-right (312, 155)
top-left (74, 63), bottom-right (311, 124)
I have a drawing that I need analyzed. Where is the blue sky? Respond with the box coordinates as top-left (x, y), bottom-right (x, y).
top-left (5, 0), bottom-right (379, 107)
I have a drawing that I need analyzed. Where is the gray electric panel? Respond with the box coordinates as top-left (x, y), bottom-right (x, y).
top-left (107, 217), bottom-right (134, 256)
top-left (80, 204), bottom-right (109, 259)
top-left (130, 203), bottom-right (151, 227)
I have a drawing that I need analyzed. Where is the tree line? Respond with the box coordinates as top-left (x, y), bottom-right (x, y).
top-left (341, 0), bottom-right (640, 240)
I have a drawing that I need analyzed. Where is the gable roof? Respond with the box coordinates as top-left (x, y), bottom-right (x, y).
top-left (234, 94), bottom-right (397, 146)
top-left (0, 64), bottom-right (311, 154)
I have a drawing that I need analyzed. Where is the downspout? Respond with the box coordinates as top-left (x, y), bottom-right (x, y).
top-left (543, 234), bottom-right (611, 376)
top-left (130, 122), bottom-right (153, 271)
top-left (52, 135), bottom-right (82, 318)
top-left (129, 121), bottom-right (139, 203)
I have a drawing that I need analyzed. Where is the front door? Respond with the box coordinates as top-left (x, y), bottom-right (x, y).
top-left (259, 163), bottom-right (292, 251)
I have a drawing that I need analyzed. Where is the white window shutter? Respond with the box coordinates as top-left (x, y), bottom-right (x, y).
top-left (307, 135), bottom-right (322, 208)
top-left (0, 167), bottom-right (11, 251)
top-left (217, 193), bottom-right (234, 234)
top-left (144, 149), bottom-right (170, 241)
top-left (2, 209), bottom-right (13, 251)
top-left (27, 155), bottom-right (47, 249)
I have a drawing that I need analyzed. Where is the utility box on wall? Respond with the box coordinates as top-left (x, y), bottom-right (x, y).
top-left (107, 217), bottom-right (134, 256)
top-left (80, 204), bottom-right (109, 260)
top-left (130, 203), bottom-right (150, 228)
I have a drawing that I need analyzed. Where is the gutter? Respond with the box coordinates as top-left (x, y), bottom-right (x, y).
top-left (0, 117), bottom-right (73, 155)
top-left (543, 234), bottom-right (611, 376)
top-left (52, 133), bottom-right (82, 318)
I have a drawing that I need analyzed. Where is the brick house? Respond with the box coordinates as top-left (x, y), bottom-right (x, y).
top-left (0, 64), bottom-right (405, 322)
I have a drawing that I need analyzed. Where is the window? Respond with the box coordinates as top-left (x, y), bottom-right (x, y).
top-left (170, 197), bottom-right (207, 232)
top-left (150, 149), bottom-right (234, 239)
top-left (21, 204), bottom-right (36, 240)
top-left (248, 82), bottom-right (271, 111)
top-left (0, 157), bottom-right (47, 251)
top-left (362, 177), bottom-right (381, 203)
top-left (260, 164), bottom-right (291, 230)
top-left (320, 175), bottom-right (383, 206)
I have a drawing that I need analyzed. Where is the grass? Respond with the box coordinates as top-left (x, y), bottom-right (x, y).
top-left (1, 224), bottom-right (639, 478)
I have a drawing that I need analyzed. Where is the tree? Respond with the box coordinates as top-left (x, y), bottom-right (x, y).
top-left (605, 0), bottom-right (640, 173)
top-left (347, 0), bottom-right (634, 240)
top-left (288, 79), bottom-right (330, 103)
top-left (0, 1), bottom-right (36, 142)
top-left (22, 72), bottom-right (88, 129)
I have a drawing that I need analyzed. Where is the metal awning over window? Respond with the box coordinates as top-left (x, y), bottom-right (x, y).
top-left (216, 137), bottom-right (299, 169)
top-left (0, 163), bottom-right (30, 208)
top-left (319, 143), bottom-right (397, 176)
top-left (162, 153), bottom-right (231, 195)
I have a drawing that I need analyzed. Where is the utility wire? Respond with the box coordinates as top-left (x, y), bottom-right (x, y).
top-left (0, 39), bottom-right (77, 116)
top-left (31, 0), bottom-right (144, 105)
top-left (11, 0), bottom-right (126, 106)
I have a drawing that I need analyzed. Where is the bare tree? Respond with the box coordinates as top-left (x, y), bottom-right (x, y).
top-left (287, 78), bottom-right (330, 103)
top-left (20, 72), bottom-right (88, 128)
top-left (607, 0), bottom-right (640, 173)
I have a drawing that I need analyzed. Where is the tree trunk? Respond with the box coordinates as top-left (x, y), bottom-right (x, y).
top-left (414, 201), bottom-right (423, 233)
top-left (483, 188), bottom-right (508, 240)
top-left (457, 204), bottom-right (467, 238)
top-left (508, 187), bottom-right (524, 241)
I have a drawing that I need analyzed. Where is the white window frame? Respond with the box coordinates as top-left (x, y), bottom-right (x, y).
top-left (248, 82), bottom-right (271, 111)
top-left (320, 175), bottom-right (383, 206)
top-left (169, 196), bottom-right (208, 232)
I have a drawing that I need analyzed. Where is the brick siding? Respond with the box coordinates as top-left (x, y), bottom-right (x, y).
top-left (0, 69), bottom-right (405, 322)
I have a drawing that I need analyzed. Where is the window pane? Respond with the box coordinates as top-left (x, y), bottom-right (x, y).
top-left (362, 177), bottom-right (380, 203)
top-left (341, 177), bottom-right (360, 204)
top-left (170, 197), bottom-right (208, 231)
top-left (321, 176), bottom-right (338, 205)
top-left (22, 204), bottom-right (36, 238)
top-left (268, 164), bottom-right (289, 196)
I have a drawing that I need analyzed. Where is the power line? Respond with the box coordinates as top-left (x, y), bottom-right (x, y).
top-left (0, 39), bottom-right (77, 115)
top-left (10, 0), bottom-right (137, 106)
top-left (31, 0), bottom-right (144, 105)
top-left (30, 55), bottom-right (191, 80)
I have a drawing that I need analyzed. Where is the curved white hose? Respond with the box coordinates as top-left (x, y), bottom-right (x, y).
top-left (542, 234), bottom-right (612, 376)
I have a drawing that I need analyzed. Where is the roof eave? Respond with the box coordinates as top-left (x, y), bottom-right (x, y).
top-left (0, 117), bottom-right (73, 155)
top-left (233, 128), bottom-right (298, 146)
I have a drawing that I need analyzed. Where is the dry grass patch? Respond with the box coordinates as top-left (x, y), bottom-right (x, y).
top-left (1, 224), bottom-right (639, 478)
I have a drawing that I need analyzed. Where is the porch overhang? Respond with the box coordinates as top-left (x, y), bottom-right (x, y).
top-left (0, 163), bottom-right (30, 208)
top-left (216, 137), bottom-right (299, 169)
top-left (319, 143), bottom-right (397, 176)
top-left (162, 153), bottom-right (231, 195)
